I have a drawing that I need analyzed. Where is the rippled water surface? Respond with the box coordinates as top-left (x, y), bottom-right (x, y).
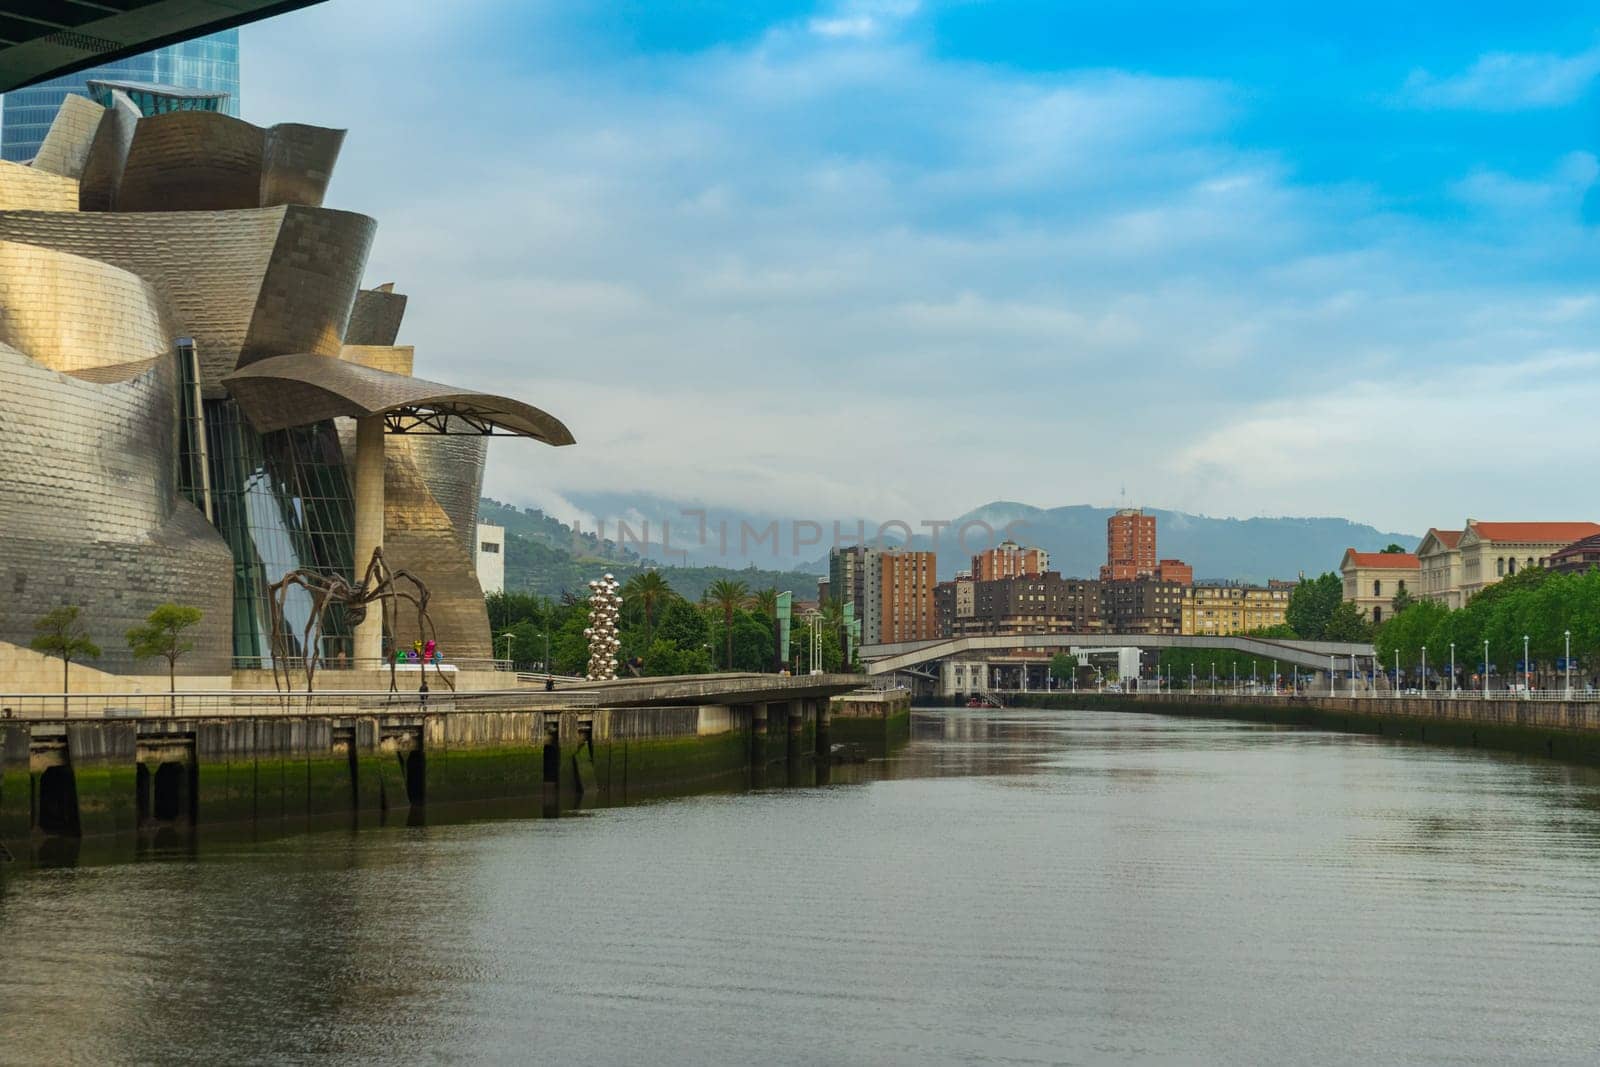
top-left (6, 708), bottom-right (1600, 1065)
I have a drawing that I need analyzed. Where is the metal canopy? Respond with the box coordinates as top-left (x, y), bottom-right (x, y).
top-left (0, 1), bottom-right (326, 94)
top-left (221, 353), bottom-right (576, 445)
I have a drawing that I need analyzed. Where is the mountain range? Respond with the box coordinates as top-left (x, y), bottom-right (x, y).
top-left (551, 493), bottom-right (1419, 584)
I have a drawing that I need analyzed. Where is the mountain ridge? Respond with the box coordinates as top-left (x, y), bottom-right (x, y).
top-left (540, 492), bottom-right (1419, 583)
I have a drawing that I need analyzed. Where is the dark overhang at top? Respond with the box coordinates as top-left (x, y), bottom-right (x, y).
top-left (221, 353), bottom-right (577, 446)
top-left (0, 1), bottom-right (327, 94)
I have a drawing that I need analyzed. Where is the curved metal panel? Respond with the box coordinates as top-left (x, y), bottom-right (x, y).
top-left (409, 434), bottom-right (488, 555)
top-left (260, 123), bottom-right (344, 208)
top-left (238, 205), bottom-right (373, 365)
top-left (344, 287), bottom-right (407, 346)
top-left (0, 344), bottom-right (234, 675)
top-left (117, 109), bottom-right (265, 212)
top-left (0, 160), bottom-right (77, 210)
top-left (222, 352), bottom-right (577, 444)
top-left (0, 204), bottom-right (375, 391)
top-left (383, 441), bottom-right (493, 660)
top-left (77, 94), bottom-right (137, 211)
top-left (0, 240), bottom-right (173, 375)
top-left (31, 92), bottom-right (103, 178)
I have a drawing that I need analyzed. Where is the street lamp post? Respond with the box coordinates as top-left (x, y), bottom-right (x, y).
top-left (1251, 662), bottom-right (1257, 694)
top-left (1394, 649), bottom-right (1399, 699)
top-left (1350, 653), bottom-right (1357, 697)
top-left (1450, 643), bottom-right (1456, 698)
top-left (1329, 654), bottom-right (1335, 697)
top-left (1524, 634), bottom-right (1531, 697)
top-left (1565, 629), bottom-right (1572, 698)
top-left (1211, 662), bottom-right (1216, 695)
top-left (1483, 639), bottom-right (1490, 701)
top-left (496, 631), bottom-right (514, 667)
top-left (1421, 646), bottom-right (1427, 697)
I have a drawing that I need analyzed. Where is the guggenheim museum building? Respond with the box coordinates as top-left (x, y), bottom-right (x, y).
top-left (0, 81), bottom-right (572, 681)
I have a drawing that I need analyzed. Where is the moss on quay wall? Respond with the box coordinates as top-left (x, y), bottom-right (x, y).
top-left (1013, 692), bottom-right (1600, 767)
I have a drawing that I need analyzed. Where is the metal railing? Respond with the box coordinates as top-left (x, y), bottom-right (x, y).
top-left (984, 684), bottom-right (1600, 703)
top-left (230, 656), bottom-right (515, 673)
top-left (0, 687), bottom-right (602, 723)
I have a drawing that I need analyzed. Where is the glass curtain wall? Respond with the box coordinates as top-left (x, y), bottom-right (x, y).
top-left (204, 399), bottom-right (355, 668)
top-left (1, 30), bottom-right (239, 162)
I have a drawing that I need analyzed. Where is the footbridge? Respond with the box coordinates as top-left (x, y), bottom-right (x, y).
top-left (861, 633), bottom-right (1376, 695)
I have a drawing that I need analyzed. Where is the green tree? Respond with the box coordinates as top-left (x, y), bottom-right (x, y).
top-left (1286, 573), bottom-right (1344, 641)
top-left (1381, 543), bottom-right (1408, 554)
top-left (1049, 652), bottom-right (1078, 684)
top-left (125, 603), bottom-right (203, 695)
top-left (621, 570), bottom-right (674, 645)
top-left (750, 587), bottom-right (780, 672)
top-left (726, 611), bottom-right (776, 672)
top-left (550, 604), bottom-right (592, 676)
top-left (1323, 600), bottom-right (1375, 643)
top-left (31, 606), bottom-right (101, 708)
top-left (640, 637), bottom-right (715, 676)
top-left (705, 579), bottom-right (750, 669)
top-left (656, 597), bottom-right (710, 653)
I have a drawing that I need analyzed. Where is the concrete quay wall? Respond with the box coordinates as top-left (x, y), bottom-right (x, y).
top-left (829, 688), bottom-right (912, 750)
top-left (1013, 692), bottom-right (1600, 765)
top-left (0, 698), bottom-right (838, 860)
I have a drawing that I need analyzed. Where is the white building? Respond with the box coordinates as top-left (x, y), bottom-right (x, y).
top-left (475, 522), bottom-right (505, 594)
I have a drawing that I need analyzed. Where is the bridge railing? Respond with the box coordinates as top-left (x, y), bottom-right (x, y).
top-left (0, 687), bottom-right (602, 723)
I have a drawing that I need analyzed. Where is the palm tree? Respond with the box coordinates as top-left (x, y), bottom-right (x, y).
top-left (750, 588), bottom-right (780, 672)
top-left (622, 571), bottom-right (674, 645)
top-left (706, 578), bottom-right (749, 670)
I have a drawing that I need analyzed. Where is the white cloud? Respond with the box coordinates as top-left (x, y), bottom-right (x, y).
top-left (1400, 46), bottom-right (1600, 110)
top-left (808, 0), bottom-right (919, 39)
top-left (1172, 350), bottom-right (1600, 529)
top-left (239, 2), bottom-right (1600, 531)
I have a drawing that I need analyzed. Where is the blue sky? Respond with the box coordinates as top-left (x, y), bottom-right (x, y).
top-left (244, 1), bottom-right (1600, 533)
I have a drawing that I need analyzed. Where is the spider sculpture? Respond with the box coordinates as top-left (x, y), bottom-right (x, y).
top-left (266, 547), bottom-right (453, 694)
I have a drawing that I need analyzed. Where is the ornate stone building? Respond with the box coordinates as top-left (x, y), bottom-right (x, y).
top-left (0, 83), bottom-right (571, 678)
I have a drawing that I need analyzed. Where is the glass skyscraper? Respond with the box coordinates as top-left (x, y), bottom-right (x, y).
top-left (0, 30), bottom-right (239, 163)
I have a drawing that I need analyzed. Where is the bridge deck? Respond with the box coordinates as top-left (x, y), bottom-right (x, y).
top-left (862, 633), bottom-right (1375, 675)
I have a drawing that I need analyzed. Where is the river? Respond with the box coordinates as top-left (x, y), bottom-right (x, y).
top-left (4, 707), bottom-right (1600, 1064)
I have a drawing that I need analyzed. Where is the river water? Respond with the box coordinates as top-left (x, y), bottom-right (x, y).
top-left (4, 708), bottom-right (1600, 1065)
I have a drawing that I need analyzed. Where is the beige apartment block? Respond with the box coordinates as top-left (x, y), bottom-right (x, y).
top-left (1181, 583), bottom-right (1291, 636)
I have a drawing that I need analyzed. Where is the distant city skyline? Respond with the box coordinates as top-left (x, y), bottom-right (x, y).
top-left (241, 2), bottom-right (1600, 531)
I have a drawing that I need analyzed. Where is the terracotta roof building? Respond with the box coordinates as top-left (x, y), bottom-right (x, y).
top-left (1412, 520), bottom-right (1600, 607)
top-left (1340, 549), bottom-right (1421, 624)
top-left (1457, 520), bottom-right (1600, 600)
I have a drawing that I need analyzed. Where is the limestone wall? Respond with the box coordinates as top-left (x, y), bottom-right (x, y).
top-left (0, 641), bottom-right (231, 698)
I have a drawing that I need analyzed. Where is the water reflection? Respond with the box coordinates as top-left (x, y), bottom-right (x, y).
top-left (7, 707), bottom-right (1600, 1064)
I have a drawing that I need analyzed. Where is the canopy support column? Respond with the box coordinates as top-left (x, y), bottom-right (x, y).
top-left (352, 414), bottom-right (385, 664)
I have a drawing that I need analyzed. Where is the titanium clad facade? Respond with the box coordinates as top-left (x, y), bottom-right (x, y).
top-left (0, 84), bottom-right (572, 678)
